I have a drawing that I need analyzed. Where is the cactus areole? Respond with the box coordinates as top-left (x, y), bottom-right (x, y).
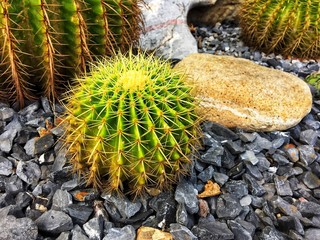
top-left (62, 52), bottom-right (200, 197)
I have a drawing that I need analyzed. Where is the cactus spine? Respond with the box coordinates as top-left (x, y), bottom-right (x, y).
top-left (0, 0), bottom-right (143, 108)
top-left (239, 0), bottom-right (320, 59)
top-left (62, 51), bottom-right (200, 197)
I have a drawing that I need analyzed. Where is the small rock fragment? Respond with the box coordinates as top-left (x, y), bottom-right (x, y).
top-left (301, 171), bottom-right (320, 189)
top-left (170, 223), bottom-right (197, 240)
top-left (274, 175), bottom-right (293, 196)
top-left (198, 199), bottom-right (210, 218)
top-left (34, 133), bottom-right (55, 155)
top-left (197, 180), bottom-right (221, 198)
top-left (0, 156), bottom-right (13, 176)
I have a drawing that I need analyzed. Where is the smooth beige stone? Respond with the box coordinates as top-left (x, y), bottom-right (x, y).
top-left (174, 53), bottom-right (312, 131)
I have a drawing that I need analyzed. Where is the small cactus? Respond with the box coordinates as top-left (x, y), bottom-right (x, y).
top-left (305, 72), bottom-right (320, 96)
top-left (62, 51), bottom-right (201, 197)
top-left (239, 0), bottom-right (320, 59)
top-left (0, 0), bottom-right (143, 109)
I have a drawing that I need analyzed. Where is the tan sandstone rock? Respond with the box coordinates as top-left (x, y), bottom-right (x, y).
top-left (174, 53), bottom-right (312, 131)
top-left (136, 227), bottom-right (173, 240)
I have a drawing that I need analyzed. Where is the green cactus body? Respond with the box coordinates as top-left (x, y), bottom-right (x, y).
top-left (240, 0), bottom-right (320, 59)
top-left (0, 0), bottom-right (143, 108)
top-left (57, 0), bottom-right (82, 74)
top-left (62, 52), bottom-right (200, 197)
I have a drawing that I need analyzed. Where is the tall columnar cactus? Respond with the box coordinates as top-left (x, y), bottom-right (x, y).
top-left (62, 51), bottom-right (200, 197)
top-left (0, 0), bottom-right (143, 109)
top-left (239, 0), bottom-right (320, 59)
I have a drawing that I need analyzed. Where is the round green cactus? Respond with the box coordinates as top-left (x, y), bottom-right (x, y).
top-left (305, 72), bottom-right (320, 95)
top-left (0, 0), bottom-right (143, 109)
top-left (62, 51), bottom-right (200, 197)
top-left (239, 0), bottom-right (320, 59)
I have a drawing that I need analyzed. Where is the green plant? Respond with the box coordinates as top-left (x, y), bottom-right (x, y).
top-left (239, 0), bottom-right (320, 59)
top-left (305, 71), bottom-right (320, 95)
top-left (62, 51), bottom-right (201, 197)
top-left (0, 0), bottom-right (143, 109)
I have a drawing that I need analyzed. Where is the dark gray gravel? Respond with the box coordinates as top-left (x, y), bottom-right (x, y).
top-left (0, 21), bottom-right (320, 239)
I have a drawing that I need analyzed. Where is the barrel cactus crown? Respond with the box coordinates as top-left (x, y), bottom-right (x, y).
top-left (239, 0), bottom-right (320, 59)
top-left (62, 51), bottom-right (200, 197)
top-left (0, 0), bottom-right (143, 109)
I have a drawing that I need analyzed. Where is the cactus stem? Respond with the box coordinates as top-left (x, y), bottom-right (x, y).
top-left (75, 0), bottom-right (92, 72)
top-left (39, 0), bottom-right (57, 101)
top-left (0, 0), bottom-right (33, 108)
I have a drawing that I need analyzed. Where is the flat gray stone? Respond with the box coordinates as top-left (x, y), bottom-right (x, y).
top-left (192, 221), bottom-right (234, 240)
top-left (216, 193), bottom-right (242, 220)
top-left (35, 210), bottom-right (73, 234)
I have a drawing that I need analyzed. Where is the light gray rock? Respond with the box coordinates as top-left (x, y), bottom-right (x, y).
top-left (139, 0), bottom-right (217, 59)
top-left (0, 129), bottom-right (17, 153)
top-left (103, 225), bottom-right (136, 240)
top-left (303, 228), bottom-right (320, 240)
top-left (0, 156), bottom-right (13, 176)
top-left (16, 161), bottom-right (41, 185)
top-left (71, 225), bottom-right (89, 240)
top-left (170, 223), bottom-right (197, 240)
top-left (175, 180), bottom-right (199, 214)
top-left (83, 217), bottom-right (104, 240)
top-left (102, 193), bottom-right (141, 219)
top-left (56, 232), bottom-right (70, 240)
top-left (0, 215), bottom-right (38, 240)
top-left (0, 106), bottom-right (15, 121)
top-left (52, 189), bottom-right (73, 211)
